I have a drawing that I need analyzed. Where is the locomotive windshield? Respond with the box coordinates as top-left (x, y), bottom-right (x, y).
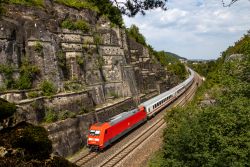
top-left (89, 130), bottom-right (101, 136)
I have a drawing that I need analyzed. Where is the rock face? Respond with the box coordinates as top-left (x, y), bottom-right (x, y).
top-left (0, 2), bottom-right (174, 157)
top-left (45, 97), bottom-right (137, 156)
top-left (0, 2), bottom-right (168, 102)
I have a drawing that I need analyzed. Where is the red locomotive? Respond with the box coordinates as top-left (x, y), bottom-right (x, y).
top-left (87, 107), bottom-right (147, 150)
top-left (88, 69), bottom-right (195, 150)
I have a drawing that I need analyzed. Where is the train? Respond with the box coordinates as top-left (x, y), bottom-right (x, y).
top-left (87, 69), bottom-right (195, 150)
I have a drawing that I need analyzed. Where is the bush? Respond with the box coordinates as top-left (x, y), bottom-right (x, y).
top-left (9, 0), bottom-right (45, 7)
top-left (17, 59), bottom-right (40, 90)
top-left (0, 98), bottom-right (17, 121)
top-left (55, 0), bottom-right (98, 11)
top-left (27, 91), bottom-right (40, 98)
top-left (64, 81), bottom-right (85, 91)
top-left (11, 122), bottom-right (52, 160)
top-left (167, 62), bottom-right (187, 81)
top-left (91, 0), bottom-right (124, 27)
top-left (61, 19), bottom-right (90, 33)
top-left (40, 80), bottom-right (56, 96)
top-left (58, 110), bottom-right (76, 120)
top-left (44, 109), bottom-right (58, 123)
top-left (76, 56), bottom-right (84, 66)
top-left (0, 64), bottom-right (14, 89)
top-left (93, 33), bottom-right (102, 45)
top-left (127, 24), bottom-right (146, 46)
top-left (34, 41), bottom-right (43, 53)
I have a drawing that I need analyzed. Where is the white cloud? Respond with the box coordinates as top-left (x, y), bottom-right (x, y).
top-left (160, 8), bottom-right (188, 23)
top-left (123, 0), bottom-right (250, 60)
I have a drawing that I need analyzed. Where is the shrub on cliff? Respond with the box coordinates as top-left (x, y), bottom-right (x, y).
top-left (91, 0), bottom-right (124, 27)
top-left (55, 0), bottom-right (98, 12)
top-left (61, 19), bottom-right (90, 33)
top-left (11, 122), bottom-right (52, 160)
top-left (0, 64), bottom-right (14, 89)
top-left (40, 80), bottom-right (56, 96)
top-left (16, 58), bottom-right (40, 90)
top-left (0, 98), bottom-right (17, 121)
top-left (9, 0), bottom-right (45, 8)
top-left (127, 24), bottom-right (146, 46)
top-left (0, 121), bottom-right (77, 166)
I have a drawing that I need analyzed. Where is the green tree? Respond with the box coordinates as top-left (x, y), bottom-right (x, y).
top-left (127, 24), bottom-right (146, 45)
top-left (91, 0), bottom-right (124, 27)
top-left (150, 34), bottom-right (250, 167)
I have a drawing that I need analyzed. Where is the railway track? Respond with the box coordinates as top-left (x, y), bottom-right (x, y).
top-left (74, 152), bottom-right (98, 166)
top-left (98, 119), bottom-right (165, 167)
top-left (99, 74), bottom-right (200, 167)
top-left (72, 73), bottom-right (201, 167)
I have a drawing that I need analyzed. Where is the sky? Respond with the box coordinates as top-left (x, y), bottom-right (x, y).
top-left (123, 0), bottom-right (250, 60)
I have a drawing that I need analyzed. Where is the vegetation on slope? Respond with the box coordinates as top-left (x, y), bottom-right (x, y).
top-left (0, 100), bottom-right (77, 167)
top-left (55, 0), bottom-right (124, 27)
top-left (0, 98), bottom-right (17, 121)
top-left (153, 51), bottom-right (187, 80)
top-left (127, 24), bottom-right (147, 45)
top-left (128, 24), bottom-right (188, 81)
top-left (8, 0), bottom-right (44, 7)
top-left (91, 0), bottom-right (124, 27)
top-left (165, 51), bottom-right (187, 60)
top-left (61, 19), bottom-right (90, 32)
top-left (54, 0), bottom-right (98, 11)
top-left (149, 34), bottom-right (250, 167)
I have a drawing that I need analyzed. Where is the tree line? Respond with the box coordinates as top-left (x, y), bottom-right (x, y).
top-left (149, 32), bottom-right (250, 167)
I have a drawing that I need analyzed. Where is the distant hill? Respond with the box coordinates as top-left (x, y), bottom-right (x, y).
top-left (165, 52), bottom-right (187, 60)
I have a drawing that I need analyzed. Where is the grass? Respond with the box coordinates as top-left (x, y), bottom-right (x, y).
top-left (61, 19), bottom-right (90, 32)
top-left (9, 0), bottom-right (45, 7)
top-left (27, 91), bottom-right (40, 98)
top-left (55, 0), bottom-right (99, 12)
top-left (44, 109), bottom-right (76, 123)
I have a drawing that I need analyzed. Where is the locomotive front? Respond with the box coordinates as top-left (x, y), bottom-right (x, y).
top-left (87, 124), bottom-right (103, 150)
top-left (87, 123), bottom-right (110, 151)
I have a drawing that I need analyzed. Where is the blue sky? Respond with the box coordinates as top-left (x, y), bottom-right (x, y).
top-left (123, 0), bottom-right (250, 60)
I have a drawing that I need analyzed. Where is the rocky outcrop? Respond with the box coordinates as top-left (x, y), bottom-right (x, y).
top-left (0, 1), bottom-right (176, 157)
top-left (44, 97), bottom-right (136, 156)
top-left (0, 2), bottom-right (168, 102)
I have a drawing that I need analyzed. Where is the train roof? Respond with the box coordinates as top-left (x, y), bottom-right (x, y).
top-left (108, 108), bottom-right (138, 126)
top-left (139, 68), bottom-right (194, 108)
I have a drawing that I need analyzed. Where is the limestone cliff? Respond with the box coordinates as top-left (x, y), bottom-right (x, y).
top-left (0, 1), bottom-right (177, 157)
top-left (0, 1), bottom-right (168, 104)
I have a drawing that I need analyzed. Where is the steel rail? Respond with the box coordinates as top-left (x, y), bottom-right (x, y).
top-left (97, 73), bottom-right (201, 167)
